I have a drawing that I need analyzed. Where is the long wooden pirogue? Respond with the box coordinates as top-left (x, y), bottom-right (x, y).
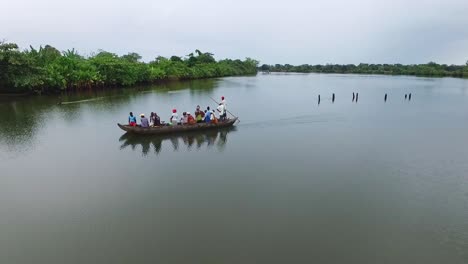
top-left (117, 118), bottom-right (238, 135)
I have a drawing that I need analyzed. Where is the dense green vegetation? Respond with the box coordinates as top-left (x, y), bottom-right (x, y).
top-left (0, 42), bottom-right (258, 94)
top-left (260, 62), bottom-right (468, 78)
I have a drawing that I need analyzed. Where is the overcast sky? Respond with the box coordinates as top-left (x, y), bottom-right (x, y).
top-left (2, 0), bottom-right (468, 65)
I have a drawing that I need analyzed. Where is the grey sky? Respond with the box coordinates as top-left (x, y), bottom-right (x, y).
top-left (2, 0), bottom-right (468, 65)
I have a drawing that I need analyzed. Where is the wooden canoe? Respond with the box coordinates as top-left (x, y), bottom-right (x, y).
top-left (117, 118), bottom-right (238, 135)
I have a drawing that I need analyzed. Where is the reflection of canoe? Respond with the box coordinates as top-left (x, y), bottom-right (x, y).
top-left (118, 126), bottom-right (236, 155)
top-left (117, 118), bottom-right (238, 135)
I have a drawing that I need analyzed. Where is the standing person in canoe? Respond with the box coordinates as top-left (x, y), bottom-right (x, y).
top-left (217, 103), bottom-right (226, 121)
top-left (128, 112), bottom-right (137, 126)
top-left (170, 109), bottom-right (179, 126)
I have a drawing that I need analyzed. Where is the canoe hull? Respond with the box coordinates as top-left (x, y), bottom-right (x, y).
top-left (117, 118), bottom-right (238, 135)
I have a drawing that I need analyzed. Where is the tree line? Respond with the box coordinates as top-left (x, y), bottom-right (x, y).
top-left (0, 42), bottom-right (258, 94)
top-left (260, 62), bottom-right (468, 78)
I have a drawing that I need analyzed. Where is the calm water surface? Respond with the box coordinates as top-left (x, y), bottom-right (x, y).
top-left (1, 73), bottom-right (468, 264)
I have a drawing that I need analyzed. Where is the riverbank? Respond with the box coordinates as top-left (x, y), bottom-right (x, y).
top-left (0, 42), bottom-right (258, 95)
top-left (260, 62), bottom-right (468, 78)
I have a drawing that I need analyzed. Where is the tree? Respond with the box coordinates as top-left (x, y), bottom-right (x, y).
top-left (121, 52), bottom-right (142, 63)
top-left (260, 64), bottom-right (270, 71)
top-left (1, 42), bottom-right (259, 93)
top-left (170, 56), bottom-right (182, 62)
top-left (0, 42), bottom-right (43, 92)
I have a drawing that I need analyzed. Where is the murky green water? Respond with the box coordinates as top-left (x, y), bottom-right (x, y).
top-left (1, 74), bottom-right (467, 264)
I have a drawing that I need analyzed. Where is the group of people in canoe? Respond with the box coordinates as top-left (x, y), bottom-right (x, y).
top-left (128, 96), bottom-right (227, 128)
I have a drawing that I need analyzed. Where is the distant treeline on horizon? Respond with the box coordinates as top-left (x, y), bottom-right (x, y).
top-left (260, 62), bottom-right (468, 78)
top-left (0, 42), bottom-right (258, 94)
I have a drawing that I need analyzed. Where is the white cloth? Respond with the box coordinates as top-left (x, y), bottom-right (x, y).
top-left (217, 104), bottom-right (225, 115)
top-left (171, 113), bottom-right (179, 125)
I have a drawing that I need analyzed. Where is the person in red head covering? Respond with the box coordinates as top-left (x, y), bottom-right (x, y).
top-left (170, 109), bottom-right (178, 126)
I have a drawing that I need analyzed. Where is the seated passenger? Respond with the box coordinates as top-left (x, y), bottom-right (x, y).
top-left (195, 105), bottom-right (205, 123)
top-left (204, 109), bottom-right (212, 123)
top-left (187, 112), bottom-right (196, 124)
top-left (140, 113), bottom-right (149, 128)
top-left (181, 112), bottom-right (188, 125)
top-left (211, 110), bottom-right (218, 124)
top-left (150, 112), bottom-right (154, 127)
top-left (150, 112), bottom-right (161, 126)
top-left (153, 112), bottom-right (161, 126)
top-left (128, 112), bottom-right (137, 126)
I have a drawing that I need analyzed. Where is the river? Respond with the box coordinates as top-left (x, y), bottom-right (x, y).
top-left (1, 73), bottom-right (467, 264)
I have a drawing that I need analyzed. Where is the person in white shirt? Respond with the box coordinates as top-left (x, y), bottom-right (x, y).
top-left (170, 109), bottom-right (179, 126)
top-left (217, 103), bottom-right (226, 121)
top-left (181, 112), bottom-right (188, 124)
top-left (210, 109), bottom-right (218, 124)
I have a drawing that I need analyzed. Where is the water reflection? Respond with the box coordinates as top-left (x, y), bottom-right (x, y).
top-left (0, 97), bottom-right (54, 154)
top-left (118, 127), bottom-right (236, 156)
top-left (59, 78), bottom-right (219, 102)
top-left (0, 79), bottom-right (220, 153)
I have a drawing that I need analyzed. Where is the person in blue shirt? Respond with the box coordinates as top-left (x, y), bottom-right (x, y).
top-left (204, 107), bottom-right (212, 123)
top-left (128, 112), bottom-right (137, 126)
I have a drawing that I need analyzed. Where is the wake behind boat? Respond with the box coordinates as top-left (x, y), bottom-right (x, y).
top-left (118, 118), bottom-right (238, 135)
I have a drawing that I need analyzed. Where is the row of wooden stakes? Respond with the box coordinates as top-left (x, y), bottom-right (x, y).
top-left (317, 93), bottom-right (413, 103)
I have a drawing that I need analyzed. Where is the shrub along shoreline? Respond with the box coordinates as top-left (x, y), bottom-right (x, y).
top-left (0, 42), bottom-right (258, 94)
top-left (260, 62), bottom-right (468, 78)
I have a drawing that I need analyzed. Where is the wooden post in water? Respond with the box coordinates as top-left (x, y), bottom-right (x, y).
top-left (384, 93), bottom-right (387, 102)
top-left (405, 94), bottom-right (407, 100)
top-left (352, 92), bottom-right (355, 102)
top-left (318, 94), bottom-right (321, 104)
top-left (409, 93), bottom-right (412, 101)
top-left (332, 93), bottom-right (335, 103)
top-left (356, 93), bottom-right (359, 102)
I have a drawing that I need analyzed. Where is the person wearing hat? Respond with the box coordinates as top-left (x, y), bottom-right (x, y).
top-left (140, 113), bottom-right (149, 128)
top-left (170, 109), bottom-right (179, 126)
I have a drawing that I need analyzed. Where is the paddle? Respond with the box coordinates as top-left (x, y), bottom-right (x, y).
top-left (209, 96), bottom-right (239, 122)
